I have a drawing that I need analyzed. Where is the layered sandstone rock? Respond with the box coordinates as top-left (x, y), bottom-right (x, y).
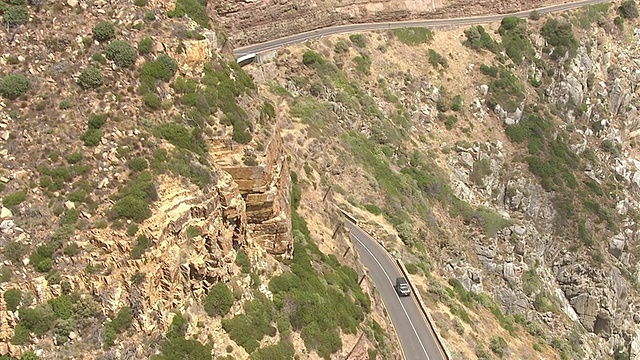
top-left (221, 128), bottom-right (293, 257)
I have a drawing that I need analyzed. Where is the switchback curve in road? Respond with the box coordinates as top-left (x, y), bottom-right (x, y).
top-left (233, 0), bottom-right (610, 57)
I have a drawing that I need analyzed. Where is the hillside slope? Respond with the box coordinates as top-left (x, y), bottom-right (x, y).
top-left (243, 1), bottom-right (640, 359)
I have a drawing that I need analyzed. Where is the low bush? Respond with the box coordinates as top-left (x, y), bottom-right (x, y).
top-left (142, 92), bottom-right (162, 109)
top-left (3, 190), bottom-right (26, 207)
top-left (141, 54), bottom-right (178, 82)
top-left (390, 27), bottom-right (434, 45)
top-left (92, 21), bottom-right (115, 42)
top-left (0, 73), bottom-right (30, 100)
top-left (77, 66), bottom-right (104, 89)
top-left (540, 18), bottom-right (578, 60)
top-left (203, 282), bottom-right (234, 317)
top-left (302, 50), bottom-right (325, 66)
top-left (349, 34), bottom-right (367, 48)
top-left (105, 40), bottom-right (137, 68)
top-left (138, 37), bottom-right (153, 55)
top-left (3, 288), bottom-right (21, 311)
top-left (110, 171), bottom-right (157, 222)
top-left (427, 49), bottom-right (448, 69)
top-left (2, 5), bottom-right (28, 27)
top-left (463, 26), bottom-right (499, 53)
top-left (155, 123), bottom-right (207, 154)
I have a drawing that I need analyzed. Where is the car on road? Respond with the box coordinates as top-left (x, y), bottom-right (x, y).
top-left (395, 277), bottom-right (411, 297)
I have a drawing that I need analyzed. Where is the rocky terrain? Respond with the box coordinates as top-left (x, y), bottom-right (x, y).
top-left (4, 0), bottom-right (640, 359)
top-left (238, 1), bottom-right (640, 359)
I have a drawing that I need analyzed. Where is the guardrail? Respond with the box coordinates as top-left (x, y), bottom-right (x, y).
top-left (396, 259), bottom-right (453, 360)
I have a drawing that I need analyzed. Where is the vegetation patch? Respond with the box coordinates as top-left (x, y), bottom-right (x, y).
top-left (203, 282), bottom-right (234, 317)
top-left (109, 171), bottom-right (157, 223)
top-left (268, 209), bottom-right (370, 359)
top-left (167, 0), bottom-right (210, 29)
top-left (0, 73), bottom-right (30, 100)
top-left (390, 27), bottom-right (434, 45)
top-left (222, 292), bottom-right (275, 354)
top-left (540, 18), bottom-right (579, 60)
top-left (105, 40), bottom-right (137, 68)
top-left (498, 17), bottom-right (535, 64)
top-left (92, 21), bottom-right (115, 42)
top-left (152, 312), bottom-right (212, 359)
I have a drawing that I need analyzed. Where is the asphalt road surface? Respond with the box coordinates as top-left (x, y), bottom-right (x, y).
top-left (346, 221), bottom-right (445, 360)
top-left (233, 0), bottom-right (610, 57)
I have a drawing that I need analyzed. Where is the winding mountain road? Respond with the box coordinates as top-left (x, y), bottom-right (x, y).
top-left (346, 221), bottom-right (445, 360)
top-left (233, 0), bottom-right (610, 58)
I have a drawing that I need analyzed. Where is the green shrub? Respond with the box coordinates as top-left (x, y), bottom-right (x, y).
top-left (334, 40), bottom-right (350, 53)
top-left (349, 34), bottom-right (367, 48)
top-left (66, 152), bottom-right (83, 164)
top-left (112, 307), bottom-right (133, 333)
top-left (4, 288), bottom-right (21, 311)
top-left (463, 26), bottom-right (499, 52)
top-left (0, 266), bottom-right (12, 283)
top-left (0, 73), bottom-right (30, 100)
top-left (134, 0), bottom-right (147, 6)
top-left (427, 49), bottom-right (448, 69)
top-left (3, 190), bottom-right (26, 207)
top-left (5, 0), bottom-right (27, 4)
top-left (3, 5), bottom-right (28, 27)
top-left (489, 336), bottom-right (507, 357)
top-left (88, 113), bottom-right (107, 129)
top-left (20, 351), bottom-right (41, 360)
top-left (19, 303), bottom-right (55, 336)
top-left (105, 40), bottom-right (137, 68)
top-left (480, 64), bottom-right (498, 77)
top-left (81, 129), bottom-right (104, 146)
top-left (204, 282), bottom-right (234, 317)
top-left (302, 50), bottom-right (325, 66)
top-left (619, 0), bottom-right (639, 18)
top-left (110, 171), bottom-right (157, 222)
top-left (128, 157), bottom-right (148, 172)
top-left (540, 18), bottom-right (578, 59)
top-left (390, 27), bottom-right (434, 45)
top-left (222, 293), bottom-right (274, 353)
top-left (4, 241), bottom-right (27, 263)
top-left (142, 92), bottom-right (162, 109)
top-left (155, 123), bottom-right (207, 154)
top-left (92, 21), bottom-right (115, 42)
top-left (167, 0), bottom-right (210, 28)
top-left (235, 250), bottom-right (251, 274)
top-left (77, 66), bottom-right (104, 89)
top-left (131, 234), bottom-right (151, 259)
top-left (141, 54), bottom-right (178, 81)
top-left (353, 54), bottom-right (372, 75)
top-left (138, 37), bottom-right (153, 54)
top-left (250, 341), bottom-right (295, 360)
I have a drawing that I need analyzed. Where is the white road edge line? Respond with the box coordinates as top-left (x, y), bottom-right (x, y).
top-left (352, 233), bottom-right (432, 360)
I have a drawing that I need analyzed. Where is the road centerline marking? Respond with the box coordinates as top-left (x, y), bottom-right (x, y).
top-left (351, 232), bottom-right (432, 360)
